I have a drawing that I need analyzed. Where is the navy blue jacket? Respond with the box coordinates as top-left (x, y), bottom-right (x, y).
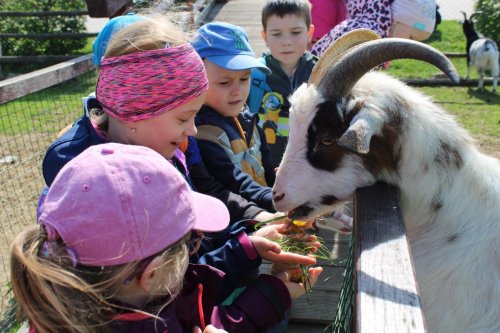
top-left (251, 52), bottom-right (317, 168)
top-left (195, 105), bottom-right (276, 212)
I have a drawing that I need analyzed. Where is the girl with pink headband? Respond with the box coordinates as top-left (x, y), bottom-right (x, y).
top-left (40, 12), bottom-right (321, 326)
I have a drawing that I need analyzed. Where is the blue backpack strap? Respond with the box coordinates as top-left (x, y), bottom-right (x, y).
top-left (248, 57), bottom-right (271, 114)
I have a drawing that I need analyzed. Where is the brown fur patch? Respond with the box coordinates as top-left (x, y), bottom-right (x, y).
top-left (361, 109), bottom-right (403, 176)
top-left (447, 233), bottom-right (459, 243)
top-left (436, 141), bottom-right (463, 169)
top-left (431, 197), bottom-right (443, 212)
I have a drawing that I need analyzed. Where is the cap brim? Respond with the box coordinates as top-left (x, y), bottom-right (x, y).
top-left (208, 54), bottom-right (271, 75)
top-left (190, 191), bottom-right (230, 232)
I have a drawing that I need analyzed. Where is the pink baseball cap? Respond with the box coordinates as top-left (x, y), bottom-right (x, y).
top-left (38, 143), bottom-right (230, 266)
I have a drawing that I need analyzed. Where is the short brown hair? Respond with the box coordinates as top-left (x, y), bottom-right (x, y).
top-left (261, 0), bottom-right (312, 31)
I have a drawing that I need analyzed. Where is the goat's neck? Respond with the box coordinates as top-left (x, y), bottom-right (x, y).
top-left (387, 104), bottom-right (495, 238)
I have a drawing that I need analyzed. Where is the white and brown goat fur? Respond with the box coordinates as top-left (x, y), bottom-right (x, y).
top-left (272, 38), bottom-right (500, 333)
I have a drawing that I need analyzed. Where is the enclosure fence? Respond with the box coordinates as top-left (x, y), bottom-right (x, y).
top-left (0, 64), bottom-right (97, 314)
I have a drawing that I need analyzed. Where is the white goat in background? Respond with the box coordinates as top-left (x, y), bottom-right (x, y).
top-left (462, 12), bottom-right (499, 93)
top-left (272, 34), bottom-right (500, 333)
top-left (468, 39), bottom-right (499, 92)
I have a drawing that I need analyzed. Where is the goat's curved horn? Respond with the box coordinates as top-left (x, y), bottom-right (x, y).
top-left (318, 38), bottom-right (460, 100)
top-left (309, 29), bottom-right (381, 85)
top-left (461, 11), bottom-right (467, 21)
top-left (469, 12), bottom-right (480, 21)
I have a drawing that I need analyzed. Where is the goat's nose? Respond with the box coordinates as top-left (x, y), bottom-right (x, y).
top-left (273, 191), bottom-right (285, 202)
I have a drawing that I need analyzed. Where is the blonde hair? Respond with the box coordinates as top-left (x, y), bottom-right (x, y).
top-left (92, 13), bottom-right (191, 129)
top-left (10, 224), bottom-right (189, 333)
top-left (104, 13), bottom-right (189, 59)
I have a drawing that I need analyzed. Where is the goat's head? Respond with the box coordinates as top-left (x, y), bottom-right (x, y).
top-left (272, 35), bottom-right (459, 219)
top-left (461, 12), bottom-right (480, 41)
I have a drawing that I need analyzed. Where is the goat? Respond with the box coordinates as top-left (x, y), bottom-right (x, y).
top-left (462, 12), bottom-right (499, 92)
top-left (272, 33), bottom-right (500, 333)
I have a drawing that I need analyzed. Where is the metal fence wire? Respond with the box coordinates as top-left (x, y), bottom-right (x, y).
top-left (331, 234), bottom-right (354, 333)
top-left (0, 70), bottom-right (97, 311)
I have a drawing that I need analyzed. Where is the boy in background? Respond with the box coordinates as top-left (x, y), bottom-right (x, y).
top-left (249, 0), bottom-right (316, 169)
top-left (249, 0), bottom-right (354, 235)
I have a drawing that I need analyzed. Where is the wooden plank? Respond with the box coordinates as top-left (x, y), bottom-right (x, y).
top-left (354, 182), bottom-right (425, 333)
top-left (404, 77), bottom-right (493, 87)
top-left (287, 321), bottom-right (331, 333)
top-left (0, 32), bottom-right (97, 39)
top-left (0, 11), bottom-right (89, 17)
top-left (0, 54), bottom-right (95, 105)
top-left (0, 55), bottom-right (79, 64)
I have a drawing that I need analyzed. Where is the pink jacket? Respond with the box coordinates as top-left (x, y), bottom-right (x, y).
top-left (310, 0), bottom-right (348, 41)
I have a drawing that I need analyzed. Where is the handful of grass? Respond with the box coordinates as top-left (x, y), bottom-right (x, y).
top-left (255, 217), bottom-right (333, 302)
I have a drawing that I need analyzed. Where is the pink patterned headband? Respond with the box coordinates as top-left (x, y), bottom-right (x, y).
top-left (96, 43), bottom-right (208, 122)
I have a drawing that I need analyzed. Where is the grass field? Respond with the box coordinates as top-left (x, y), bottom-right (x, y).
top-left (382, 20), bottom-right (499, 156)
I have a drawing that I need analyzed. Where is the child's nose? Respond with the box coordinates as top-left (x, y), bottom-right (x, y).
top-left (230, 83), bottom-right (240, 95)
top-left (282, 35), bottom-right (292, 46)
top-left (186, 120), bottom-right (197, 136)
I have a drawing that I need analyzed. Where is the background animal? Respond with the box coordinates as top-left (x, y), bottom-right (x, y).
top-left (272, 35), bottom-right (500, 332)
top-left (462, 11), bottom-right (499, 92)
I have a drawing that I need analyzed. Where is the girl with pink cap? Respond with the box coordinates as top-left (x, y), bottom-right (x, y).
top-left (12, 143), bottom-right (322, 332)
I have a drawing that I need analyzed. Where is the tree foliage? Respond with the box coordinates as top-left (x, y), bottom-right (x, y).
top-left (1, 0), bottom-right (87, 56)
top-left (475, 0), bottom-right (500, 43)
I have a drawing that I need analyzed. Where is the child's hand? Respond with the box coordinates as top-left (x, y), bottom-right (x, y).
top-left (254, 211), bottom-right (286, 223)
top-left (249, 235), bottom-right (317, 266)
top-left (192, 325), bottom-right (228, 333)
top-left (274, 267), bottom-right (323, 299)
top-left (253, 223), bottom-right (286, 240)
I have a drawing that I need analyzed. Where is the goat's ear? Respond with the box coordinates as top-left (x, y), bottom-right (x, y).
top-left (337, 116), bottom-right (374, 154)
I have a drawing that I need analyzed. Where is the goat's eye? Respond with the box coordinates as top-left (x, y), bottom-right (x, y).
top-left (320, 138), bottom-right (335, 146)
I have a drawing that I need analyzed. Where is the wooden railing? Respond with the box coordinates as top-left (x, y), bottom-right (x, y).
top-left (354, 182), bottom-right (426, 332)
top-left (0, 54), bottom-right (95, 105)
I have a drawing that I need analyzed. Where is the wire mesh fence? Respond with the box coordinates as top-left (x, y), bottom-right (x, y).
top-left (0, 70), bottom-right (97, 313)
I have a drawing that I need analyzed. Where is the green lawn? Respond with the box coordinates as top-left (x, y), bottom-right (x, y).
top-left (384, 20), bottom-right (499, 155)
top-left (387, 20), bottom-right (468, 79)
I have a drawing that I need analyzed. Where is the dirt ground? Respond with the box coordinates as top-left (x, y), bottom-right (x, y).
top-left (0, 132), bottom-right (51, 309)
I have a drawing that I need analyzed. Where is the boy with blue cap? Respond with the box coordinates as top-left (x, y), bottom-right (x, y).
top-left (191, 22), bottom-right (276, 212)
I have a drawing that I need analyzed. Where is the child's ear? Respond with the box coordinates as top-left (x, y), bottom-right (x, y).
top-left (307, 25), bottom-right (315, 42)
top-left (138, 257), bottom-right (163, 292)
top-left (261, 30), bottom-right (268, 45)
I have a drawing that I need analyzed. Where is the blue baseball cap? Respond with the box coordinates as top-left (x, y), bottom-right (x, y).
top-left (191, 22), bottom-right (271, 75)
top-left (92, 13), bottom-right (145, 66)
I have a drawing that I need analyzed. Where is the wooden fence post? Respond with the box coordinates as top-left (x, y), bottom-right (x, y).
top-left (354, 182), bottom-right (426, 332)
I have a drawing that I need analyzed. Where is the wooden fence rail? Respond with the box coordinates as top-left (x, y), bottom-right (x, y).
top-left (0, 11), bottom-right (89, 17)
top-left (0, 54), bottom-right (95, 105)
top-left (354, 183), bottom-right (425, 332)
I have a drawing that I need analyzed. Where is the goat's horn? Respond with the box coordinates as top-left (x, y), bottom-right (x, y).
top-left (461, 11), bottom-right (467, 20)
top-left (318, 38), bottom-right (460, 100)
top-left (309, 29), bottom-right (381, 85)
top-left (469, 12), bottom-right (480, 21)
